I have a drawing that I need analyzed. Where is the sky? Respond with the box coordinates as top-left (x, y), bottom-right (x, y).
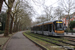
top-left (1, 0), bottom-right (61, 21)
top-left (1, 1), bottom-right (8, 12)
top-left (30, 0), bottom-right (60, 21)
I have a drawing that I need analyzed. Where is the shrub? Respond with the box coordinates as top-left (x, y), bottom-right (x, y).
top-left (0, 31), bottom-right (4, 34)
top-left (69, 21), bottom-right (75, 30)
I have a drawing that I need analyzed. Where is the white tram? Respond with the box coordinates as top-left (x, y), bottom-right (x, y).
top-left (31, 20), bottom-right (64, 36)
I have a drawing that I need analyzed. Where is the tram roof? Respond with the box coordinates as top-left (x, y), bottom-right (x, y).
top-left (33, 20), bottom-right (62, 26)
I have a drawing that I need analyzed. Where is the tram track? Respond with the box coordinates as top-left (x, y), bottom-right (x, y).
top-left (30, 33), bottom-right (75, 45)
top-left (26, 32), bottom-right (75, 50)
top-left (61, 36), bottom-right (75, 42)
top-left (38, 34), bottom-right (75, 44)
top-left (39, 36), bottom-right (75, 46)
top-left (30, 33), bottom-right (75, 46)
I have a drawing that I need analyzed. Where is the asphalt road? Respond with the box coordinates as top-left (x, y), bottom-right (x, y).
top-left (5, 31), bottom-right (41, 50)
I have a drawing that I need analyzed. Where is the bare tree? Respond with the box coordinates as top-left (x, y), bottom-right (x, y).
top-left (9, 0), bottom-right (20, 34)
top-left (4, 0), bottom-right (15, 36)
top-left (54, 6), bottom-right (64, 20)
top-left (36, 15), bottom-right (47, 23)
top-left (11, 0), bottom-right (32, 31)
top-left (32, 0), bottom-right (54, 21)
top-left (59, 0), bottom-right (75, 30)
top-left (43, 6), bottom-right (53, 21)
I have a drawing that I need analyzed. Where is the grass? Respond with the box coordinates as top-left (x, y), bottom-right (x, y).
top-left (0, 38), bottom-right (9, 45)
top-left (23, 32), bottom-right (65, 50)
top-left (25, 32), bottom-right (75, 48)
top-left (26, 33), bottom-right (71, 46)
top-left (28, 32), bottom-right (75, 46)
top-left (30, 33), bottom-right (71, 46)
top-left (0, 37), bottom-right (9, 50)
top-left (0, 33), bottom-right (15, 50)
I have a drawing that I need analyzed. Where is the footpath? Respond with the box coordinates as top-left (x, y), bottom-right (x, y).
top-left (3, 31), bottom-right (41, 50)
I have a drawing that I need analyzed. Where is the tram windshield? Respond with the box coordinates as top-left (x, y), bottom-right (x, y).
top-left (55, 23), bottom-right (64, 31)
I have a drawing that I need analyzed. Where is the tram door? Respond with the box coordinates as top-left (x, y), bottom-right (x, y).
top-left (48, 24), bottom-right (53, 35)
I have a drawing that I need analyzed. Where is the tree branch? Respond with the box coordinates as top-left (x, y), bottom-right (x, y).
top-left (3, 0), bottom-right (10, 8)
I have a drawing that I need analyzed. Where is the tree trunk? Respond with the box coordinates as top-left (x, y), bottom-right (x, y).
top-left (15, 22), bottom-right (18, 32)
top-left (0, 0), bottom-right (3, 12)
top-left (67, 12), bottom-right (70, 31)
top-left (13, 16), bottom-right (17, 32)
top-left (16, 22), bottom-right (19, 31)
top-left (9, 17), bottom-right (14, 34)
top-left (4, 0), bottom-right (15, 36)
top-left (67, 16), bottom-right (70, 31)
top-left (4, 9), bottom-right (11, 36)
top-left (16, 23), bottom-right (18, 31)
top-left (13, 22), bottom-right (16, 32)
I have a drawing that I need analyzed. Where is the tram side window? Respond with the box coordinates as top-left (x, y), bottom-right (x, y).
top-left (31, 27), bottom-right (33, 31)
top-left (34, 27), bottom-right (35, 31)
top-left (36, 26), bottom-right (38, 31)
top-left (40, 26), bottom-right (42, 31)
top-left (33, 27), bottom-right (34, 31)
top-left (41, 25), bottom-right (43, 31)
top-left (38, 26), bottom-right (39, 31)
top-left (44, 25), bottom-right (48, 31)
top-left (49, 24), bottom-right (52, 32)
top-left (37, 26), bottom-right (39, 31)
top-left (34, 27), bottom-right (36, 31)
top-left (38, 26), bottom-right (40, 31)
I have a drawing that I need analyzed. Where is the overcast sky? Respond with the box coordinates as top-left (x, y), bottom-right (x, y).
top-left (2, 0), bottom-right (72, 22)
top-left (30, 0), bottom-right (60, 21)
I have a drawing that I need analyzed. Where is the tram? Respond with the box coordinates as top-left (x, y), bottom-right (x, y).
top-left (31, 20), bottom-right (64, 36)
